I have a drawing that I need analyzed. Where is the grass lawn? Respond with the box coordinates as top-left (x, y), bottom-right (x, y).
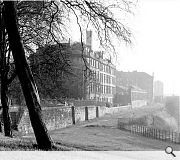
top-left (1, 103), bottom-right (180, 151)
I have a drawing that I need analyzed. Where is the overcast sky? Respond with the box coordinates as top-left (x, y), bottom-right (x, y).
top-left (115, 0), bottom-right (180, 95)
top-left (71, 0), bottom-right (180, 95)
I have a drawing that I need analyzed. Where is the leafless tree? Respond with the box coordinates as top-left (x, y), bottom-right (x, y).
top-left (1, 0), bottom-right (135, 149)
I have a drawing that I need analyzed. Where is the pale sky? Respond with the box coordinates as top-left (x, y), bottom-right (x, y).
top-left (116, 0), bottom-right (180, 95)
top-left (71, 0), bottom-right (180, 95)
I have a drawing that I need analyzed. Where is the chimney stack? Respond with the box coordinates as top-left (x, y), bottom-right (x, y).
top-left (86, 30), bottom-right (92, 50)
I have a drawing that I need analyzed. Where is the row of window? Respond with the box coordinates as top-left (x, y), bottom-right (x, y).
top-left (91, 71), bottom-right (116, 85)
top-left (88, 58), bottom-right (115, 75)
top-left (89, 83), bottom-right (116, 95)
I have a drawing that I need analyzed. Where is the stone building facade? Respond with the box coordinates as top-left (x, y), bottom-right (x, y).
top-left (85, 48), bottom-right (116, 104)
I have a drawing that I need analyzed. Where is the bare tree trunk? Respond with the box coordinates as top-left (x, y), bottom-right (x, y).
top-left (3, 1), bottom-right (53, 150)
top-left (0, 5), bottom-right (12, 137)
top-left (1, 79), bottom-right (12, 137)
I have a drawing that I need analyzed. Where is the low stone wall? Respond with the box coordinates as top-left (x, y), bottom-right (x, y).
top-left (18, 105), bottom-right (130, 135)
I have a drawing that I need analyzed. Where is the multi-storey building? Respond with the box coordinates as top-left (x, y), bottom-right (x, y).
top-left (115, 70), bottom-right (154, 104)
top-left (70, 31), bottom-right (116, 104)
top-left (84, 30), bottom-right (116, 104)
top-left (85, 48), bottom-right (116, 103)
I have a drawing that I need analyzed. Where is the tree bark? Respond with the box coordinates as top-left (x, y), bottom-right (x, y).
top-left (3, 1), bottom-right (53, 150)
top-left (0, 5), bottom-right (12, 137)
top-left (1, 78), bottom-right (12, 137)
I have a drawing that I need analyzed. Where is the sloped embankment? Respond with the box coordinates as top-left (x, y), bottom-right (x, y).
top-left (152, 108), bottom-right (178, 132)
top-left (126, 106), bottom-right (178, 132)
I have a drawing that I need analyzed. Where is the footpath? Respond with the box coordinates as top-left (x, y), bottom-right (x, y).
top-left (46, 104), bottom-right (180, 151)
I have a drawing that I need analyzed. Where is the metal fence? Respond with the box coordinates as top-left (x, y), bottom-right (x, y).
top-left (118, 118), bottom-right (180, 144)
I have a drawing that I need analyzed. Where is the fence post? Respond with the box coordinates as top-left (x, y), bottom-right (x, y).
top-left (162, 130), bottom-right (163, 140)
top-left (137, 125), bottom-right (139, 134)
top-left (172, 132), bottom-right (174, 143)
top-left (139, 126), bottom-right (141, 134)
top-left (143, 126), bottom-right (145, 136)
top-left (156, 129), bottom-right (158, 139)
top-left (96, 106), bottom-right (99, 118)
top-left (175, 132), bottom-right (177, 143)
top-left (155, 129), bottom-right (157, 139)
top-left (71, 106), bottom-right (75, 125)
top-left (141, 126), bottom-right (143, 135)
top-left (131, 125), bottom-right (133, 133)
top-left (137, 125), bottom-right (138, 133)
top-left (85, 106), bottom-right (88, 121)
top-left (160, 130), bottom-right (162, 140)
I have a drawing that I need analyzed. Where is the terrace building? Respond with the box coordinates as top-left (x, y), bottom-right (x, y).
top-left (70, 31), bottom-right (116, 104)
top-left (85, 49), bottom-right (116, 103)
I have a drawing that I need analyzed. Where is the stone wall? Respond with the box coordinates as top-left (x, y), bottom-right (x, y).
top-left (18, 105), bottom-right (130, 135)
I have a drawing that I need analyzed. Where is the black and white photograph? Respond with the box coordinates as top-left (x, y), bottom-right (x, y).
top-left (0, 0), bottom-right (180, 159)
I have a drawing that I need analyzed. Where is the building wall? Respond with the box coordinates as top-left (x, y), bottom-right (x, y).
top-left (86, 49), bottom-right (116, 104)
top-left (69, 31), bottom-right (116, 103)
top-left (115, 71), bottom-right (154, 104)
top-left (86, 30), bottom-right (92, 50)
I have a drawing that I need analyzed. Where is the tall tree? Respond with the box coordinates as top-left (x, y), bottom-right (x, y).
top-left (3, 1), bottom-right (53, 150)
top-left (0, 5), bottom-right (14, 137)
top-left (29, 42), bottom-right (90, 100)
top-left (29, 44), bottom-right (72, 99)
top-left (1, 0), bottom-right (134, 149)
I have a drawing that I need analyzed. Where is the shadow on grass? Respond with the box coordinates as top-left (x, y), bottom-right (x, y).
top-left (0, 139), bottom-right (39, 151)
